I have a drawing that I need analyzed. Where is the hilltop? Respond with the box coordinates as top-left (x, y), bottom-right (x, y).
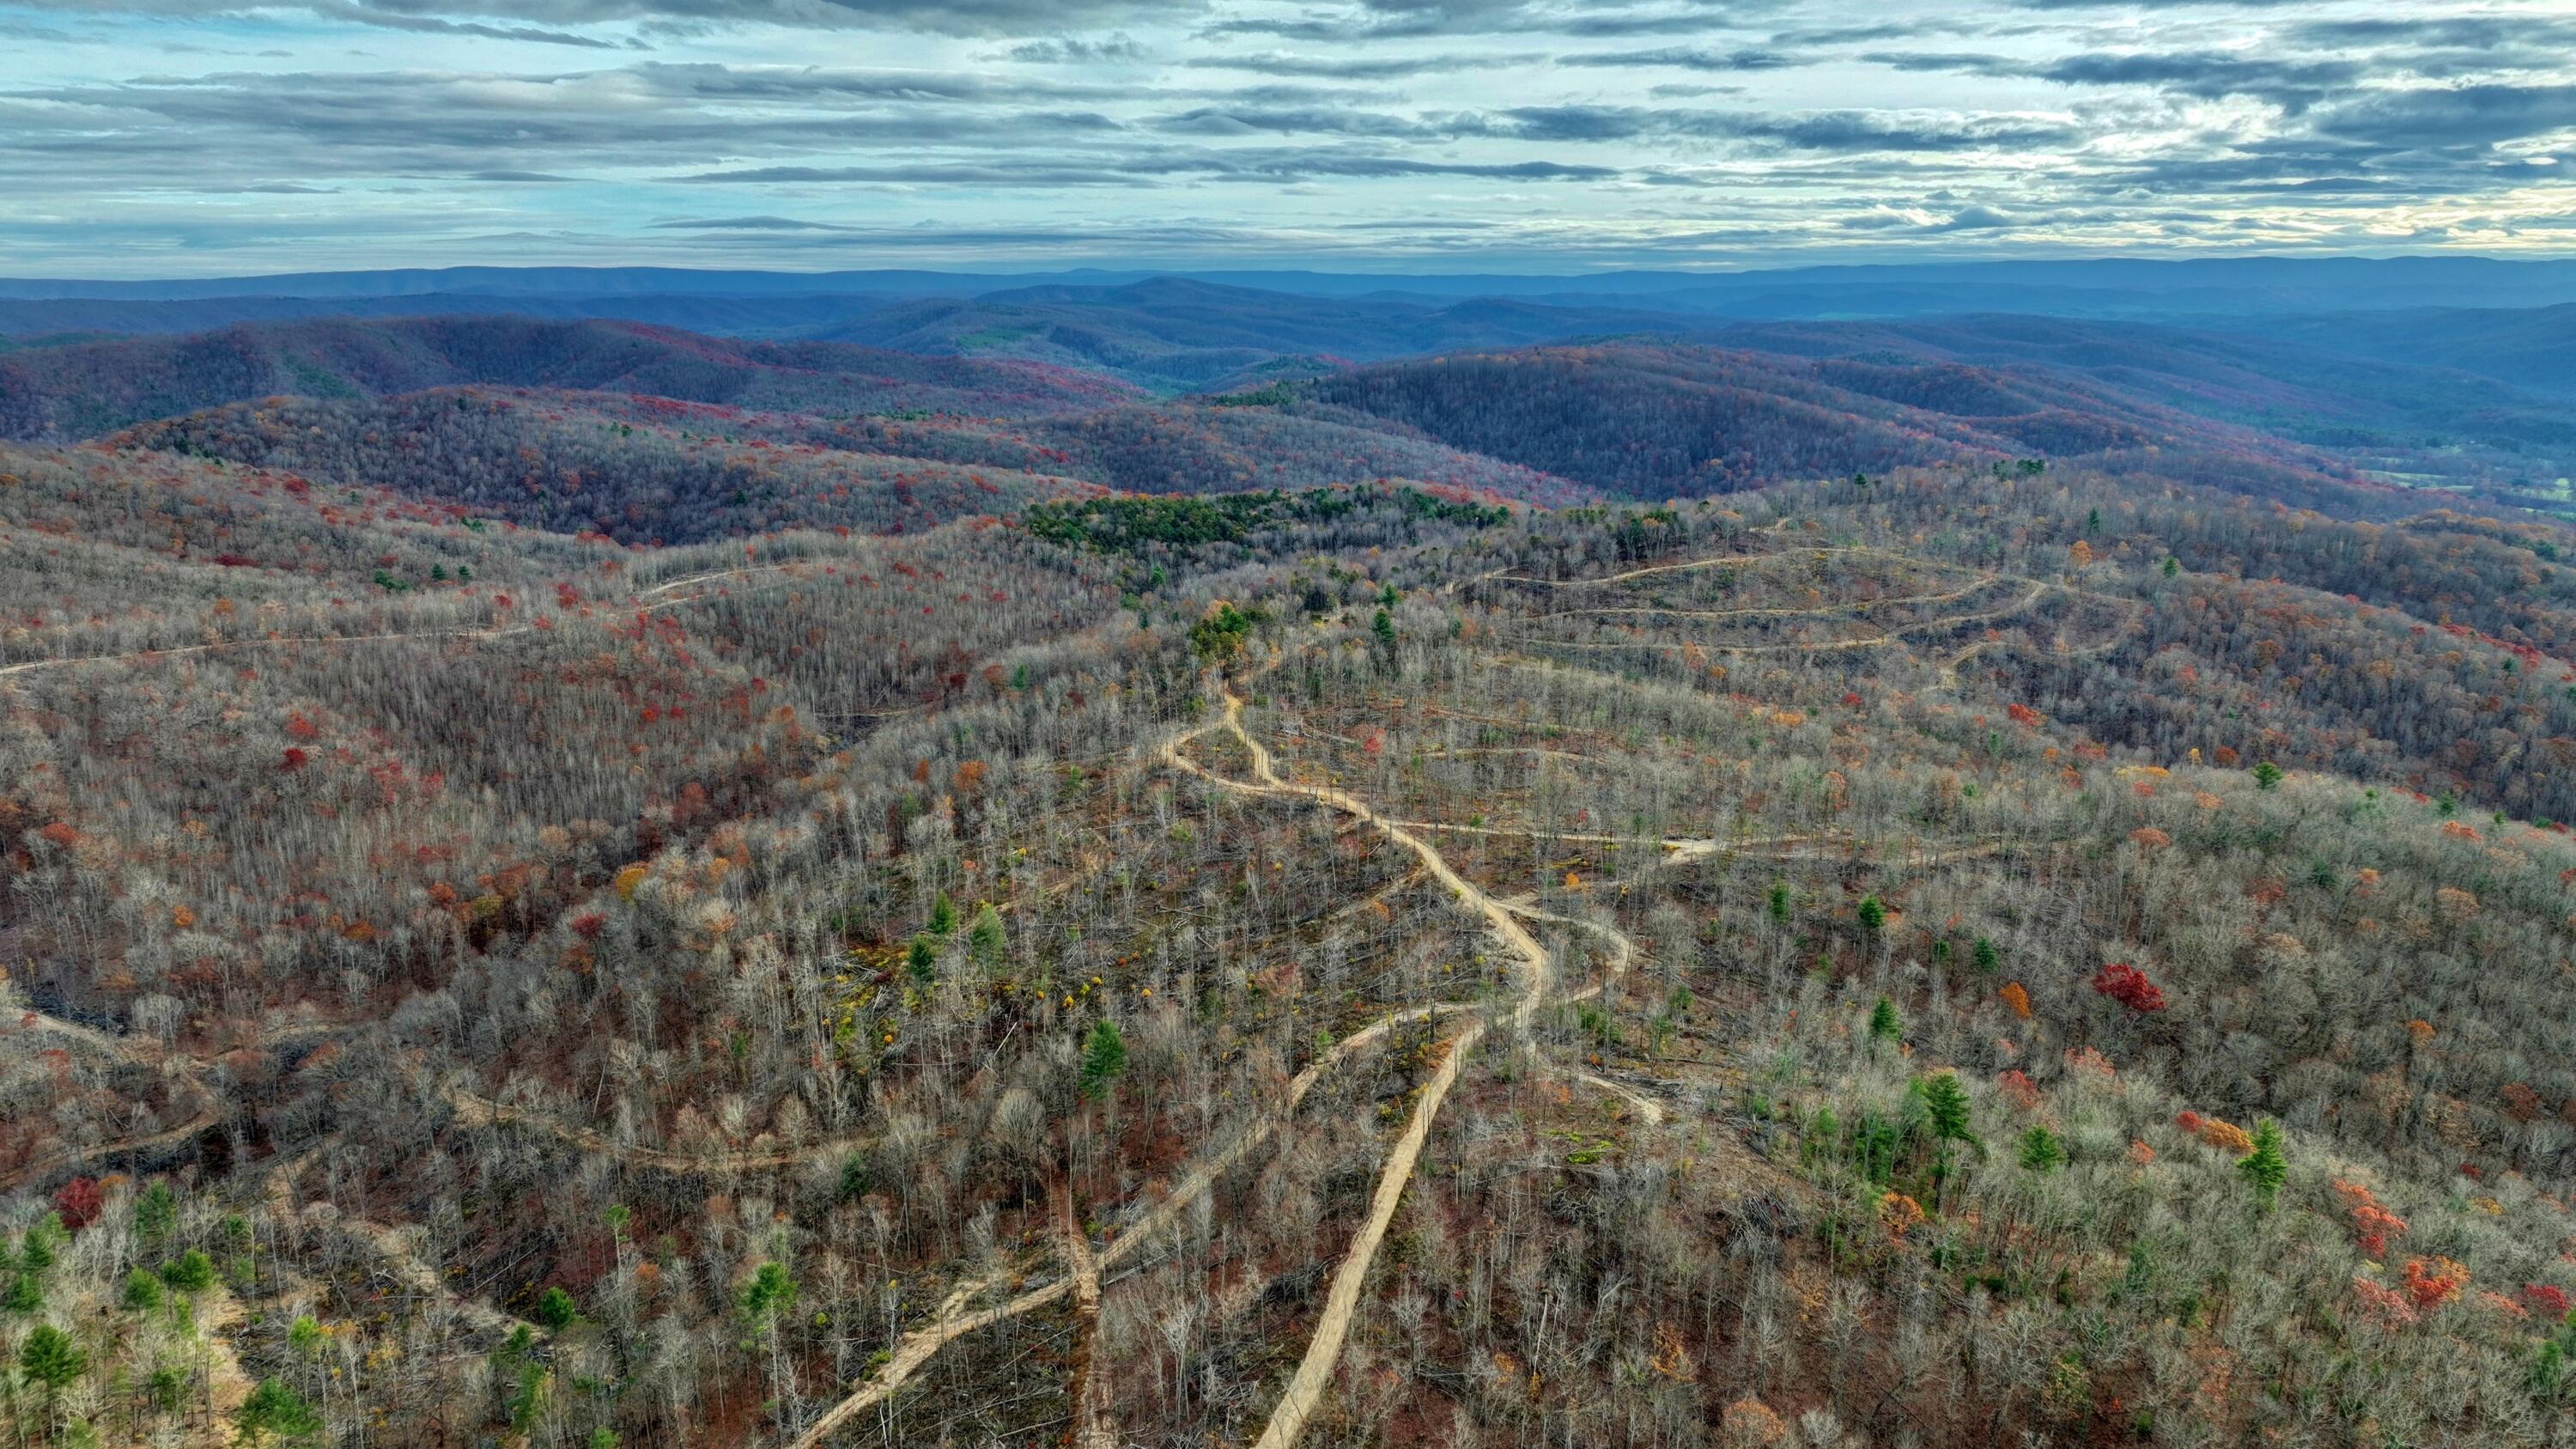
top-left (0, 314), bottom-right (1137, 440)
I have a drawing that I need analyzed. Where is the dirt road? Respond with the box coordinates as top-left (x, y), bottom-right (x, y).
top-left (1160, 686), bottom-right (1564, 1449)
top-left (443, 1081), bottom-right (875, 1176)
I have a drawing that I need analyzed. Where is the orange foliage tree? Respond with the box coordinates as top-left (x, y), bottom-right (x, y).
top-left (2402, 1257), bottom-right (2469, 1310)
top-left (2331, 1179), bottom-right (2408, 1258)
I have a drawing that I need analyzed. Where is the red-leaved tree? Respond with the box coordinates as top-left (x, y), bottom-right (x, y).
top-left (52, 1176), bottom-right (104, 1232)
top-left (2092, 962), bottom-right (2168, 1013)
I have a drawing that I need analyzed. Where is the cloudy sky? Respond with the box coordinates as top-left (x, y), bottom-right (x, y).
top-left (4, 0), bottom-right (2573, 276)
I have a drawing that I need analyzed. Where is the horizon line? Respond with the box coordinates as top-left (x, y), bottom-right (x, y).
top-left (11, 250), bottom-right (2576, 289)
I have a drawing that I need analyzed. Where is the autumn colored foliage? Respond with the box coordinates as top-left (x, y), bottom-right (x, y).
top-left (2091, 961), bottom-right (2168, 1013)
top-left (2353, 1276), bottom-right (2418, 1329)
top-left (50, 1176), bottom-right (103, 1232)
top-left (2401, 1257), bottom-right (2470, 1310)
top-left (7, 340), bottom-right (2576, 1449)
top-left (2176, 1111), bottom-right (2255, 1154)
top-left (1880, 1191), bottom-right (1925, 1241)
top-left (1720, 1398), bottom-right (1788, 1446)
top-left (2331, 1179), bottom-right (2409, 1258)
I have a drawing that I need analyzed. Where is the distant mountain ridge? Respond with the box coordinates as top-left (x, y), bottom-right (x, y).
top-left (0, 314), bottom-right (1136, 439)
top-left (1295, 340), bottom-right (2348, 501)
top-left (6, 265), bottom-right (2567, 414)
top-left (1701, 314), bottom-right (2576, 452)
top-left (2225, 303), bottom-right (2576, 399)
top-left (0, 292), bottom-right (903, 340)
top-left (9, 255), bottom-right (2576, 308)
top-left (107, 387), bottom-right (1101, 545)
top-left (5, 307), bottom-right (2567, 519)
top-left (803, 277), bottom-right (1704, 390)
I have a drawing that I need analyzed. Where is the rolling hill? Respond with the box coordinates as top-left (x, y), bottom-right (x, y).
top-left (806, 277), bottom-right (1703, 391)
top-left (112, 379), bottom-right (1588, 526)
top-left (1291, 340), bottom-right (2349, 499)
top-left (0, 291), bottom-right (904, 342)
top-left (12, 254), bottom-right (2576, 311)
top-left (1709, 314), bottom-right (2576, 463)
top-left (2222, 303), bottom-right (2576, 399)
top-left (9, 437), bottom-right (2576, 1449)
top-left (110, 388), bottom-right (1103, 545)
top-left (10, 309), bottom-right (2567, 534)
top-left (0, 315), bottom-right (1139, 440)
top-left (10, 284), bottom-right (2569, 503)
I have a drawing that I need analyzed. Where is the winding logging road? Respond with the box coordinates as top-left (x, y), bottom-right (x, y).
top-left (787, 666), bottom-right (1672, 1448)
top-left (1166, 685), bottom-right (1565, 1449)
top-left (3, 1008), bottom-right (223, 1193)
top-left (9, 537), bottom-right (2029, 1446)
top-left (0, 559), bottom-right (823, 680)
top-left (442, 1081), bottom-right (880, 1176)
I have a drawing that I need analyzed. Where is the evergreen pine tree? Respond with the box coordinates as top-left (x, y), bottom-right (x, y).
top-left (236, 1378), bottom-right (324, 1446)
top-left (2239, 1119), bottom-right (2288, 1208)
top-left (535, 1287), bottom-right (579, 1331)
top-left (1868, 996), bottom-right (1902, 1045)
top-left (18, 1323), bottom-right (86, 1395)
top-left (739, 1263), bottom-right (797, 1325)
top-left (161, 1249), bottom-right (217, 1294)
top-left (1922, 1072), bottom-right (1976, 1147)
top-left (969, 903), bottom-right (1006, 969)
top-left (1080, 1019), bottom-right (1128, 1101)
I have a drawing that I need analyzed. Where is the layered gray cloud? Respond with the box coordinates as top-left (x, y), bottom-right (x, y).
top-left (3, 0), bottom-right (2573, 273)
top-left (15, 0), bottom-right (1209, 35)
top-left (1871, 49), bottom-right (2368, 113)
top-left (1204, 0), bottom-right (1793, 41)
top-left (683, 154), bottom-right (1628, 183)
top-left (1558, 46), bottom-right (1790, 70)
top-left (1183, 49), bottom-right (1525, 77)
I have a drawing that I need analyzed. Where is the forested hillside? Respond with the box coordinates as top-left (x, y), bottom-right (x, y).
top-left (4, 301), bottom-right (2576, 1449)
top-left (9, 405), bottom-right (2576, 1447)
top-left (1711, 314), bottom-right (2576, 484)
top-left (107, 384), bottom-right (1583, 539)
top-left (0, 316), bottom-right (1136, 440)
top-left (2229, 304), bottom-right (2576, 399)
top-left (810, 277), bottom-right (1702, 390)
top-left (17, 312), bottom-right (2566, 518)
top-left (112, 389), bottom-right (1100, 545)
top-left (1296, 342), bottom-right (2343, 497)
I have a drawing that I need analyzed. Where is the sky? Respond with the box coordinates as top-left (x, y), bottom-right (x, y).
top-left (3, 0), bottom-right (2574, 277)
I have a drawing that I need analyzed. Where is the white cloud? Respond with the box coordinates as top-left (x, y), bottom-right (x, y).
top-left (2, 0), bottom-right (2572, 272)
